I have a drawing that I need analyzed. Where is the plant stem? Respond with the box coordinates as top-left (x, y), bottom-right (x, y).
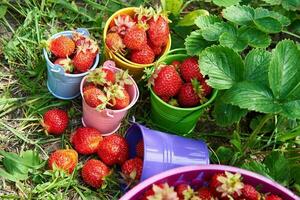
top-left (180, 0), bottom-right (199, 13)
top-left (282, 30), bottom-right (300, 40)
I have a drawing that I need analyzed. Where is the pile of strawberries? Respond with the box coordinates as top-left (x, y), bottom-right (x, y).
top-left (41, 109), bottom-right (145, 189)
top-left (140, 171), bottom-right (283, 200)
top-left (46, 32), bottom-right (98, 73)
top-left (149, 57), bottom-right (212, 108)
top-left (82, 67), bottom-right (133, 110)
top-left (105, 6), bottom-right (170, 64)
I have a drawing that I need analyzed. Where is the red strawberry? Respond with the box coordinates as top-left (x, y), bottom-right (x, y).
top-left (105, 32), bottom-right (125, 53)
top-left (97, 134), bottom-right (129, 166)
top-left (72, 32), bottom-right (86, 46)
top-left (240, 184), bottom-right (260, 200)
top-left (179, 57), bottom-right (204, 82)
top-left (49, 35), bottom-right (75, 58)
top-left (109, 14), bottom-right (135, 37)
top-left (103, 68), bottom-right (116, 84)
top-left (111, 88), bottom-right (130, 110)
top-left (123, 25), bottom-right (147, 50)
top-left (265, 194), bottom-right (283, 200)
top-left (148, 40), bottom-right (162, 56)
top-left (71, 127), bottom-right (103, 155)
top-left (136, 140), bottom-right (144, 158)
top-left (54, 58), bottom-right (74, 73)
top-left (142, 183), bottom-right (179, 199)
top-left (171, 60), bottom-right (181, 70)
top-left (133, 6), bottom-right (153, 24)
top-left (48, 149), bottom-right (78, 174)
top-left (141, 184), bottom-right (164, 200)
top-left (197, 187), bottom-right (213, 200)
top-left (81, 159), bottom-right (111, 188)
top-left (121, 157), bottom-right (143, 180)
top-left (160, 96), bottom-right (170, 102)
top-left (86, 68), bottom-right (116, 86)
top-left (201, 79), bottom-right (212, 96)
top-left (83, 87), bottom-right (107, 109)
top-left (148, 16), bottom-right (169, 47)
top-left (42, 109), bottom-right (69, 135)
top-left (73, 50), bottom-right (96, 72)
top-left (83, 83), bottom-right (96, 92)
top-left (151, 65), bottom-right (182, 98)
top-left (175, 184), bottom-right (189, 200)
top-left (130, 45), bottom-right (155, 64)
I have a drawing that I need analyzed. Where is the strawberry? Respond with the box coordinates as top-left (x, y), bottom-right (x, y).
top-left (105, 32), bottom-right (126, 53)
top-left (130, 45), bottom-right (155, 64)
top-left (121, 157), bottom-right (143, 180)
top-left (97, 134), bottom-right (129, 166)
top-left (49, 35), bottom-right (75, 58)
top-left (133, 6), bottom-right (153, 24)
top-left (143, 183), bottom-right (179, 200)
top-left (54, 58), bottom-right (74, 73)
top-left (42, 109), bottom-right (69, 135)
top-left (148, 40), bottom-right (162, 56)
top-left (109, 14), bottom-right (135, 37)
top-left (72, 50), bottom-right (96, 73)
top-left (83, 83), bottom-right (96, 92)
top-left (86, 68), bottom-right (116, 86)
top-left (81, 159), bottom-right (111, 188)
top-left (48, 149), bottom-right (78, 174)
top-left (108, 85), bottom-right (130, 110)
top-left (123, 25), bottom-right (147, 50)
top-left (160, 96), bottom-right (170, 103)
top-left (102, 68), bottom-right (116, 84)
top-left (179, 57), bottom-right (204, 83)
top-left (200, 79), bottom-right (212, 97)
top-left (83, 87), bottom-right (107, 109)
top-left (150, 65), bottom-right (182, 98)
top-left (175, 184), bottom-right (196, 200)
top-left (136, 140), bottom-right (144, 158)
top-left (171, 60), bottom-right (181, 70)
top-left (71, 127), bottom-right (103, 155)
top-left (240, 184), bottom-right (260, 200)
top-left (197, 187), bottom-right (213, 200)
top-left (72, 32), bottom-right (87, 46)
top-left (147, 15), bottom-right (170, 47)
top-left (265, 194), bottom-right (283, 200)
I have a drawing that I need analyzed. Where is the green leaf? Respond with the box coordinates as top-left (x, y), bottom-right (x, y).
top-left (244, 49), bottom-right (272, 85)
top-left (0, 5), bottom-right (7, 18)
top-left (241, 161), bottom-right (271, 179)
top-left (161, 0), bottom-right (183, 16)
top-left (177, 9), bottom-right (209, 26)
top-left (254, 7), bottom-right (291, 27)
top-left (194, 15), bottom-right (222, 29)
top-left (0, 168), bottom-right (18, 182)
top-left (215, 146), bottom-right (234, 164)
top-left (185, 30), bottom-right (214, 56)
top-left (254, 17), bottom-right (282, 33)
top-left (213, 0), bottom-right (241, 7)
top-left (250, 115), bottom-right (274, 133)
top-left (230, 131), bottom-right (242, 152)
top-left (202, 22), bottom-right (236, 41)
top-left (269, 40), bottom-right (300, 100)
top-left (282, 100), bottom-right (300, 119)
top-left (2, 154), bottom-right (29, 181)
top-left (199, 46), bottom-right (244, 90)
top-left (264, 151), bottom-right (290, 186)
top-left (282, 0), bottom-right (300, 11)
top-left (219, 30), bottom-right (248, 52)
top-left (277, 129), bottom-right (300, 142)
top-left (21, 150), bottom-right (44, 169)
top-left (223, 82), bottom-right (281, 113)
top-left (262, 0), bottom-right (281, 5)
top-left (239, 26), bottom-right (271, 48)
top-left (222, 5), bottom-right (255, 25)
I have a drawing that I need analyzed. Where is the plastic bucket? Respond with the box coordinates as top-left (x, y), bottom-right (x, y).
top-left (103, 7), bottom-right (171, 79)
top-left (43, 28), bottom-right (99, 100)
top-left (125, 123), bottom-right (209, 181)
top-left (120, 165), bottom-right (299, 200)
top-left (80, 60), bottom-right (139, 135)
top-left (150, 49), bottom-right (218, 135)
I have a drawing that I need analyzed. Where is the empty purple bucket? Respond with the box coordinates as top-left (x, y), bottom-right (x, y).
top-left (125, 123), bottom-right (209, 181)
top-left (120, 165), bottom-right (299, 200)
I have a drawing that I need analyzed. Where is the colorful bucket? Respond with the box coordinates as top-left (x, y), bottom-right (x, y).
top-left (43, 28), bottom-right (99, 100)
top-left (125, 123), bottom-right (209, 181)
top-left (150, 49), bottom-right (218, 135)
top-left (80, 60), bottom-right (139, 135)
top-left (103, 7), bottom-right (171, 79)
top-left (120, 165), bottom-right (299, 200)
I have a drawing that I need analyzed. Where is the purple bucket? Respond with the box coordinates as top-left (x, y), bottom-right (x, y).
top-left (120, 165), bottom-right (299, 200)
top-left (125, 123), bottom-right (209, 181)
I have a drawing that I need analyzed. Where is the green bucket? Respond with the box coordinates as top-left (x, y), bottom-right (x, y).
top-left (150, 48), bottom-right (218, 135)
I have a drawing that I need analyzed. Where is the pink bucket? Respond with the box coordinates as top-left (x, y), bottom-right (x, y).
top-left (80, 60), bottom-right (139, 135)
top-left (120, 165), bottom-right (299, 200)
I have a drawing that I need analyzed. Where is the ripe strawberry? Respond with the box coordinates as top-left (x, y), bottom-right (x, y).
top-left (148, 40), bottom-right (162, 56)
top-left (121, 157), bottom-right (143, 180)
top-left (197, 187), bottom-right (213, 200)
top-left (133, 6), bottom-right (153, 24)
top-left (141, 184), bottom-right (164, 200)
top-left (265, 194), bottom-right (283, 200)
top-left (123, 25), bottom-right (147, 50)
top-left (130, 45), bottom-right (155, 64)
top-left (83, 83), bottom-right (96, 92)
top-left (109, 14), bottom-right (135, 37)
top-left (175, 184), bottom-right (189, 200)
top-left (83, 87), bottom-right (107, 109)
top-left (48, 149), bottom-right (78, 174)
top-left (151, 65), bottom-right (182, 98)
top-left (105, 32), bottom-right (125, 53)
top-left (97, 134), bottom-right (129, 166)
top-left (71, 127), bottom-right (103, 155)
top-left (179, 57), bottom-right (204, 82)
top-left (54, 58), bottom-right (74, 73)
top-left (49, 35), bottom-right (75, 58)
top-left (111, 87), bottom-right (130, 110)
top-left (201, 79), bottom-right (212, 97)
top-left (240, 184), bottom-right (260, 200)
top-left (160, 96), bottom-right (170, 103)
top-left (81, 159), bottom-right (111, 188)
top-left (42, 109), bottom-right (69, 135)
top-left (72, 32), bottom-right (86, 46)
top-left (142, 183), bottom-right (179, 200)
top-left (148, 16), bottom-right (169, 47)
top-left (171, 60), bottom-right (181, 70)
top-left (102, 68), bottom-right (116, 84)
top-left (136, 140), bottom-right (144, 158)
top-left (72, 51), bottom-right (96, 73)
top-left (87, 68), bottom-right (116, 86)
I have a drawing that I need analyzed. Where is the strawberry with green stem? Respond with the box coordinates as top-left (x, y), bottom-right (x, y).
top-left (106, 84), bottom-right (130, 110)
top-left (133, 6), bottom-right (154, 24)
top-left (86, 68), bottom-right (116, 86)
top-left (121, 157), bottom-right (143, 181)
top-left (240, 184), bottom-right (260, 200)
top-left (143, 183), bottom-right (179, 200)
top-left (54, 57), bottom-right (74, 73)
top-left (109, 14), bottom-right (136, 37)
top-left (48, 35), bottom-right (75, 58)
top-left (83, 87), bottom-right (108, 110)
top-left (130, 44), bottom-right (155, 64)
top-left (105, 32), bottom-right (126, 54)
top-left (179, 57), bottom-right (204, 83)
top-left (48, 149), bottom-right (78, 174)
top-left (175, 184), bottom-right (197, 200)
top-left (41, 109), bottom-right (69, 135)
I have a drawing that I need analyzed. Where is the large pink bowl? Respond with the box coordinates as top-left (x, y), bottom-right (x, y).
top-left (120, 165), bottom-right (299, 200)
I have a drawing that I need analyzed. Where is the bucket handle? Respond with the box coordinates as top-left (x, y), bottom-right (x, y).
top-left (156, 48), bottom-right (187, 64)
top-left (104, 110), bottom-right (114, 118)
top-left (75, 28), bottom-right (90, 36)
top-left (50, 64), bottom-right (66, 77)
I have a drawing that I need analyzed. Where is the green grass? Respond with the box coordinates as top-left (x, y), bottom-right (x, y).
top-left (0, 0), bottom-right (299, 199)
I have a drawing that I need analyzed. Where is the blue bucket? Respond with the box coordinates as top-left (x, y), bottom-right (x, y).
top-left (43, 28), bottom-right (99, 100)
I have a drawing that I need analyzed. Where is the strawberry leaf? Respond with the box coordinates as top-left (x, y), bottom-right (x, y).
top-left (161, 0), bottom-right (183, 16)
top-left (184, 30), bottom-right (214, 56)
top-left (201, 22), bottom-right (236, 41)
top-left (241, 161), bottom-right (271, 179)
top-left (262, 0), bottom-right (281, 5)
top-left (282, 0), bottom-right (300, 11)
top-left (194, 15), bottom-right (222, 29)
top-left (199, 45), bottom-right (244, 90)
top-left (213, 0), bottom-right (241, 7)
top-left (254, 7), bottom-right (291, 26)
top-left (219, 30), bottom-right (248, 52)
top-left (282, 100), bottom-right (300, 119)
top-left (239, 26), bottom-right (271, 48)
top-left (0, 5), bottom-right (7, 19)
top-left (222, 5), bottom-right (255, 25)
top-left (177, 9), bottom-right (209, 27)
top-left (253, 17), bottom-right (282, 33)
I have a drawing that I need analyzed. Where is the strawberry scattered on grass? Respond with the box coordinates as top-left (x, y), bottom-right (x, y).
top-left (48, 149), bottom-right (78, 174)
top-left (41, 109), bottom-right (69, 135)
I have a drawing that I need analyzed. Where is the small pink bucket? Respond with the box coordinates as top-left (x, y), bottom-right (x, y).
top-left (80, 60), bottom-right (139, 135)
